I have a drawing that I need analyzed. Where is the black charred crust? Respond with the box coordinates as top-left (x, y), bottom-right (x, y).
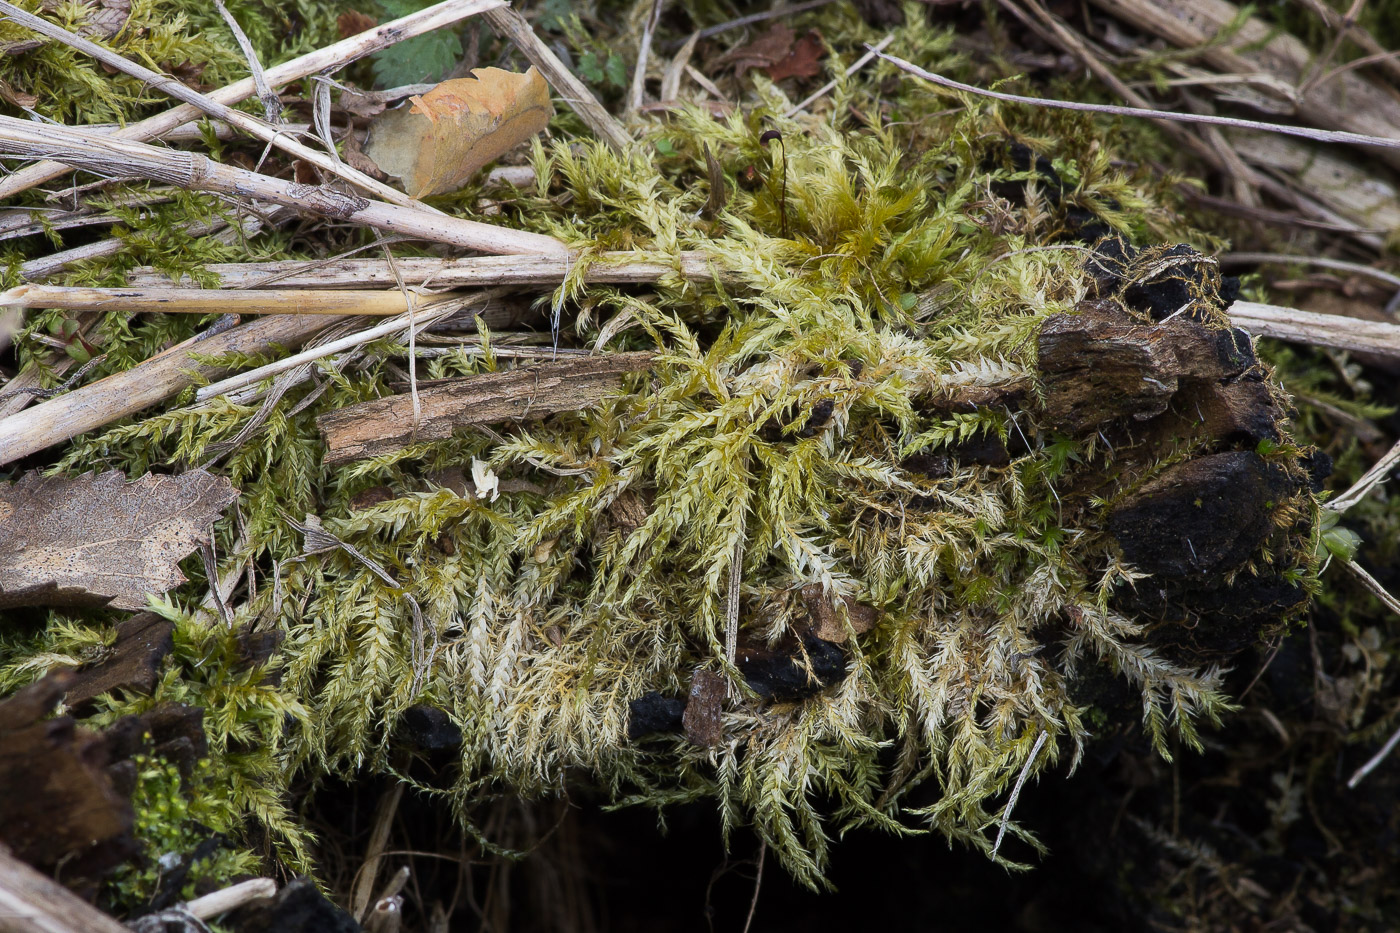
top-left (398, 705), bottom-right (464, 752)
top-left (628, 692), bottom-right (686, 739)
top-left (759, 397), bottom-right (836, 442)
top-left (738, 635), bottom-right (847, 702)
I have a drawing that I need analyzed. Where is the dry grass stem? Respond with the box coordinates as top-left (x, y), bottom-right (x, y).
top-left (1221, 254), bottom-right (1400, 289)
top-left (875, 49), bottom-right (1400, 153)
top-left (0, 114), bottom-right (567, 256)
top-left (123, 251), bottom-right (721, 289)
top-left (0, 0), bottom-right (504, 200)
top-left (185, 879), bottom-right (278, 920)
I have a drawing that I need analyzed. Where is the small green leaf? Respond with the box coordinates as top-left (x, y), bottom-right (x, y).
top-left (64, 341), bottom-right (91, 363)
top-left (655, 138), bottom-right (676, 157)
top-left (578, 51), bottom-right (604, 84)
top-left (604, 53), bottom-right (628, 89)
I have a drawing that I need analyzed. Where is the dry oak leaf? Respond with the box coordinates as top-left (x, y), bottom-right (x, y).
top-left (363, 66), bottom-right (554, 199)
top-left (715, 23), bottom-right (825, 82)
top-left (0, 470), bottom-right (238, 611)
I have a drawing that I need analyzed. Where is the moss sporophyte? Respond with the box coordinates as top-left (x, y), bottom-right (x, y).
top-left (0, 15), bottom-right (1326, 893)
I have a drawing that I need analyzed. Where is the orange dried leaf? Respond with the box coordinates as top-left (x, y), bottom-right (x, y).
top-left (363, 67), bottom-right (554, 199)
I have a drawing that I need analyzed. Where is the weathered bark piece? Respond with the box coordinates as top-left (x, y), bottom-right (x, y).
top-left (797, 584), bottom-right (878, 644)
top-left (1089, 0), bottom-right (1400, 171)
top-left (1038, 311), bottom-right (1251, 434)
top-left (316, 352), bottom-right (655, 465)
top-left (0, 674), bottom-right (135, 887)
top-left (0, 844), bottom-right (132, 933)
top-left (682, 669), bottom-right (725, 748)
top-left (0, 470), bottom-right (238, 610)
top-left (61, 612), bottom-right (175, 711)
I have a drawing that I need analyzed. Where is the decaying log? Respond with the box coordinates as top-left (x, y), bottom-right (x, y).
top-left (0, 845), bottom-right (131, 933)
top-left (0, 675), bottom-right (135, 891)
top-left (316, 352), bottom-right (656, 464)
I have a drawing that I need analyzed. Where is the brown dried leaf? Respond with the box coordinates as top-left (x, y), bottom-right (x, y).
top-left (338, 9), bottom-right (377, 39)
top-left (0, 470), bottom-right (238, 611)
top-left (0, 0), bottom-right (129, 53)
top-left (765, 29), bottom-right (825, 82)
top-left (362, 67), bottom-right (554, 199)
top-left (715, 22), bottom-right (796, 78)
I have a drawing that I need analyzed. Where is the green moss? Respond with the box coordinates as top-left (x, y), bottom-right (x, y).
top-left (0, 2), bottom-right (1329, 893)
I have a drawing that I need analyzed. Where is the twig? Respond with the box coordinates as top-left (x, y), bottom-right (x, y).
top-left (3, 283), bottom-right (461, 316)
top-left (695, 0), bottom-right (835, 40)
top-left (482, 6), bottom-right (632, 151)
top-left (1297, 0), bottom-right (1400, 85)
top-left (1220, 253), bottom-right (1400, 290)
top-left (1347, 718), bottom-right (1400, 789)
top-left (1342, 559), bottom-right (1400, 615)
top-left (992, 730), bottom-right (1049, 860)
top-left (212, 0), bottom-right (281, 123)
top-left (0, 0), bottom-right (505, 200)
top-left (185, 878), bottom-right (278, 920)
top-left (0, 845), bottom-right (131, 933)
top-left (0, 114), bottom-right (567, 256)
top-left (195, 293), bottom-right (490, 401)
top-left (1228, 300), bottom-right (1400, 361)
top-left (874, 49), bottom-right (1400, 153)
top-left (0, 1), bottom-right (422, 210)
top-left (0, 313), bottom-right (348, 465)
top-left (785, 34), bottom-right (893, 117)
top-left (123, 251), bottom-right (722, 289)
top-left (352, 783), bottom-right (406, 921)
top-left (1327, 438), bottom-right (1400, 513)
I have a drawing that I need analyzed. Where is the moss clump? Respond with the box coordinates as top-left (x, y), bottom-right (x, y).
top-left (1, 5), bottom-right (1325, 893)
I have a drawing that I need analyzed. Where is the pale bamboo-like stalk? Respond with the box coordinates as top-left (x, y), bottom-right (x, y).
top-left (123, 251), bottom-right (722, 289)
top-left (482, 5), bottom-right (633, 151)
top-left (0, 0), bottom-right (505, 200)
top-left (3, 284), bottom-right (461, 316)
top-left (0, 0), bottom-right (423, 209)
top-left (0, 115), bottom-right (568, 256)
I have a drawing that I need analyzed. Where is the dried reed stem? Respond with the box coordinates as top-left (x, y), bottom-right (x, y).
top-left (3, 284), bottom-right (459, 316)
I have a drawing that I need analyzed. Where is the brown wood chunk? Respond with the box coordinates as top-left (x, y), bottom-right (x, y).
top-left (797, 584), bottom-right (879, 643)
top-left (62, 611), bottom-right (174, 712)
top-left (316, 352), bottom-right (655, 464)
top-left (1038, 312), bottom-right (1181, 432)
top-left (682, 669), bottom-right (726, 748)
top-left (0, 673), bottom-right (135, 885)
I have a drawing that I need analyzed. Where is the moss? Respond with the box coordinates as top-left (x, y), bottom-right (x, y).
top-left (0, 1), bottom-right (1329, 893)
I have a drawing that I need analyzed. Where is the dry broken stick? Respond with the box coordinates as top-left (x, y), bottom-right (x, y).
top-left (122, 251), bottom-right (722, 289)
top-left (0, 313), bottom-right (345, 465)
top-left (317, 351), bottom-right (655, 464)
top-left (481, 5), bottom-right (632, 151)
top-left (0, 114), bottom-right (566, 257)
top-left (0, 0), bottom-right (506, 200)
top-left (1229, 301), bottom-right (1400, 360)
